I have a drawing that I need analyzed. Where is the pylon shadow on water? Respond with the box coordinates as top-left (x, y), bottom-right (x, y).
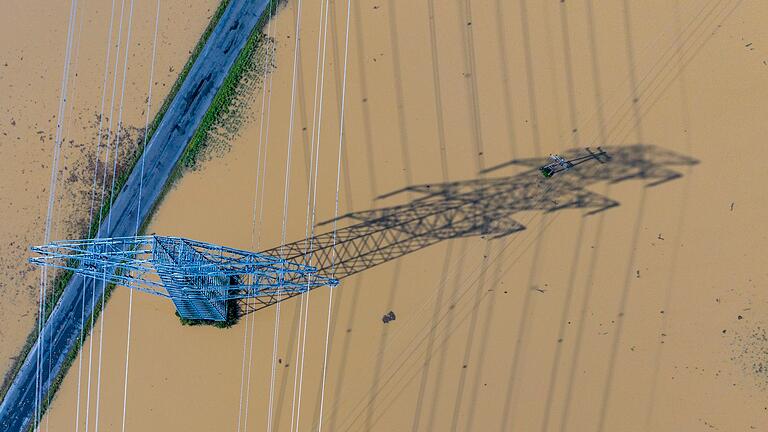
top-left (244, 144), bottom-right (698, 317)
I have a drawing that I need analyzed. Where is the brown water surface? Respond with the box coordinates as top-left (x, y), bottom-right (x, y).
top-left (0, 0), bottom-right (219, 399)
top-left (40, 0), bottom-right (768, 430)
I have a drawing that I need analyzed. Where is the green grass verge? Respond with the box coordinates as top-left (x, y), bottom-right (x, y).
top-left (179, 0), bottom-right (283, 170)
top-left (0, 0), bottom-right (235, 414)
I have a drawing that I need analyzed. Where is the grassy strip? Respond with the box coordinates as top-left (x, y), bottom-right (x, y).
top-left (0, 0), bottom-right (233, 410)
top-left (179, 0), bottom-right (283, 170)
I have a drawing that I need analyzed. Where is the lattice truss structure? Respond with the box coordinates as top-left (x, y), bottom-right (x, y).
top-left (30, 236), bottom-right (339, 321)
top-left (254, 144), bottom-right (696, 312)
top-left (30, 144), bottom-right (695, 319)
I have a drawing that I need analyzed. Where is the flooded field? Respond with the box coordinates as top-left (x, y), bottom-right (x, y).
top-left (31, 0), bottom-right (768, 430)
top-left (0, 0), bottom-right (219, 398)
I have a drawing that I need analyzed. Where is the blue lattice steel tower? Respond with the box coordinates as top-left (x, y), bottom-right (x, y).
top-left (29, 236), bottom-right (339, 321)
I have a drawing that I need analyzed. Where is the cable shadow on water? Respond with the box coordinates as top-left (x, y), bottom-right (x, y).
top-left (356, 2), bottom-right (417, 429)
top-left (426, 0), bottom-right (450, 181)
top-left (410, 241), bottom-right (455, 431)
top-left (498, 212), bottom-right (548, 432)
top-left (558, 2), bottom-right (612, 429)
top-left (460, 240), bottom-right (500, 432)
top-left (494, 0), bottom-right (519, 159)
top-left (517, 0), bottom-right (542, 157)
top-left (271, 298), bottom-right (302, 432)
top-left (425, 239), bottom-right (468, 432)
top-left (459, 0), bottom-right (485, 173)
top-left (643, 0), bottom-right (697, 428)
top-left (385, 0), bottom-right (414, 190)
top-left (286, 0), bottom-right (313, 182)
top-left (447, 0), bottom-right (497, 426)
top-left (409, 1), bottom-right (454, 427)
top-left (358, 256), bottom-right (399, 428)
top-left (449, 241), bottom-right (490, 432)
top-left (595, 2), bottom-right (649, 431)
top-left (539, 2), bottom-right (587, 430)
top-left (312, 273), bottom-right (363, 431)
top-left (351, 0), bottom-right (378, 200)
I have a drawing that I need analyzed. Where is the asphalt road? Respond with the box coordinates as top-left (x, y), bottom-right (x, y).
top-left (0, 1), bottom-right (270, 430)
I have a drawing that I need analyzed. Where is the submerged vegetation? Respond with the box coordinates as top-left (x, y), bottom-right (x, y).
top-left (180, 7), bottom-right (279, 169)
top-left (176, 299), bottom-right (241, 329)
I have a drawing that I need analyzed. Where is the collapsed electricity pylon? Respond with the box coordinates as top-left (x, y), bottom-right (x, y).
top-left (29, 236), bottom-right (338, 321)
top-left (250, 144), bottom-right (697, 313)
top-left (29, 144), bottom-right (696, 320)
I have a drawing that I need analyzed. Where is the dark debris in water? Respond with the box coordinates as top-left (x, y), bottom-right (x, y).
top-left (382, 310), bottom-right (396, 324)
top-left (731, 323), bottom-right (768, 388)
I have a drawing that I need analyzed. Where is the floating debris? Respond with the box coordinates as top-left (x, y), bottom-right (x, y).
top-left (382, 310), bottom-right (396, 324)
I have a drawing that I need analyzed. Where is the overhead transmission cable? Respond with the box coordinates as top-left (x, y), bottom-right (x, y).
top-left (238, 1), bottom-right (280, 431)
top-left (290, 0), bottom-right (332, 429)
top-left (35, 0), bottom-right (94, 430)
top-left (34, 0), bottom-right (79, 429)
top-left (267, 0), bottom-right (306, 429)
top-left (92, 0), bottom-right (131, 429)
top-left (316, 0), bottom-right (352, 429)
top-left (120, 1), bottom-right (161, 430)
top-left (73, 0), bottom-right (115, 429)
top-left (83, 0), bottom-right (126, 430)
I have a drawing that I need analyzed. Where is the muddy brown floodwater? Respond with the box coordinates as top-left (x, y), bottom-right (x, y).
top-left (36, 0), bottom-right (768, 431)
top-left (0, 0), bottom-right (219, 410)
